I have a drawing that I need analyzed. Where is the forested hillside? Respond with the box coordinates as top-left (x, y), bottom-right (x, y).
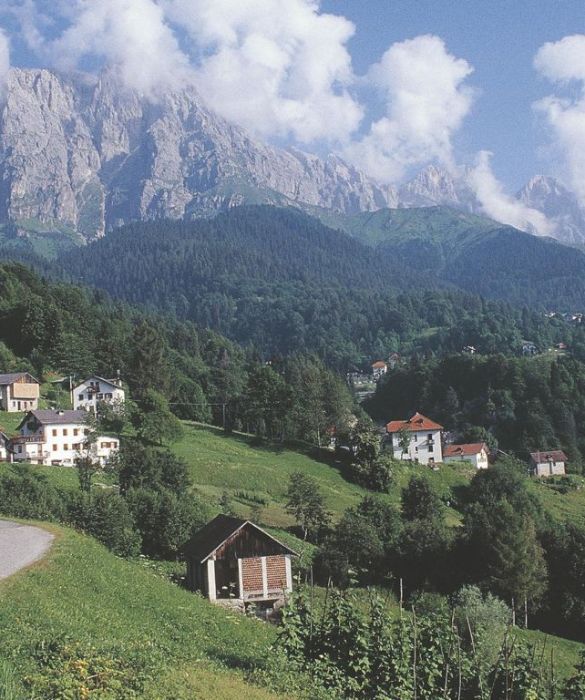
top-left (0, 263), bottom-right (352, 442)
top-left (328, 206), bottom-right (585, 309)
top-left (54, 206), bottom-right (576, 367)
top-left (366, 353), bottom-right (585, 468)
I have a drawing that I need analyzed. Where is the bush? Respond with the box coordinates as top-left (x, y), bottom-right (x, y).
top-left (0, 466), bottom-right (65, 521)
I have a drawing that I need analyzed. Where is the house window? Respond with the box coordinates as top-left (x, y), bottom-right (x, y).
top-left (428, 444), bottom-right (434, 452)
top-left (106, 393), bottom-right (113, 399)
top-left (84, 429), bottom-right (89, 435)
top-left (17, 445), bottom-right (22, 453)
top-left (64, 444), bottom-right (69, 451)
top-left (52, 444), bottom-right (58, 451)
top-left (74, 429), bottom-right (79, 436)
top-left (428, 433), bottom-right (433, 440)
top-left (78, 394), bottom-right (84, 401)
top-left (63, 429), bottom-right (68, 436)
top-left (97, 393), bottom-right (104, 399)
top-left (52, 429), bottom-right (57, 436)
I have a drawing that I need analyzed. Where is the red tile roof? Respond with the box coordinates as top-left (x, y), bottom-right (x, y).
top-left (386, 412), bottom-right (443, 433)
top-left (371, 361), bottom-right (387, 368)
top-left (444, 443), bottom-right (488, 457)
top-left (530, 450), bottom-right (568, 464)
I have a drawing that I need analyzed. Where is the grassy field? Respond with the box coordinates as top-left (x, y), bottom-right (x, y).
top-left (173, 423), bottom-right (373, 527)
top-left (0, 524), bottom-right (291, 699)
top-left (173, 422), bottom-right (473, 528)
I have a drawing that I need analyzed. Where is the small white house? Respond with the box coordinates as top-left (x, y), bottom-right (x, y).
top-left (386, 412), bottom-right (443, 466)
top-left (530, 450), bottom-right (567, 477)
top-left (11, 409), bottom-right (119, 467)
top-left (443, 442), bottom-right (490, 469)
top-left (73, 376), bottom-right (125, 412)
top-left (0, 372), bottom-right (40, 412)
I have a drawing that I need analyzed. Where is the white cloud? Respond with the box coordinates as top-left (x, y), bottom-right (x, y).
top-left (468, 151), bottom-right (554, 235)
top-left (0, 29), bottom-right (10, 99)
top-left (343, 35), bottom-right (474, 182)
top-left (163, 0), bottom-right (363, 143)
top-left (24, 0), bottom-right (192, 98)
top-left (534, 35), bottom-right (585, 206)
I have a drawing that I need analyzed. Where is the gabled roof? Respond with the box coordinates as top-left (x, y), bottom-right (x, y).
top-left (444, 443), bottom-right (488, 457)
top-left (73, 376), bottom-right (122, 391)
top-left (530, 450), bottom-right (568, 463)
top-left (183, 514), bottom-right (298, 563)
top-left (17, 409), bottom-right (89, 430)
top-left (387, 412), bottom-right (443, 433)
top-left (0, 372), bottom-right (39, 385)
top-left (371, 361), bottom-right (387, 368)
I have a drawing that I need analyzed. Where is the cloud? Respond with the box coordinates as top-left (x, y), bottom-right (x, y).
top-left (468, 151), bottom-right (554, 235)
top-left (343, 35), bottom-right (474, 182)
top-left (0, 28), bottom-right (9, 99)
top-left (16, 0), bottom-right (192, 98)
top-left (534, 35), bottom-right (585, 206)
top-left (163, 0), bottom-right (363, 143)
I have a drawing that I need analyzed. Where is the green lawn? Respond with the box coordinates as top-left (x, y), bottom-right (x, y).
top-left (174, 423), bottom-right (373, 526)
top-left (0, 524), bottom-right (290, 699)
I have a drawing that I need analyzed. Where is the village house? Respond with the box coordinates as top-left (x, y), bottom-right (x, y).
top-left (443, 442), bottom-right (490, 469)
top-left (10, 409), bottom-right (119, 467)
top-left (0, 372), bottom-right (40, 412)
top-left (386, 412), bottom-right (443, 466)
top-left (371, 361), bottom-right (388, 380)
top-left (73, 375), bottom-right (125, 412)
top-left (184, 514), bottom-right (297, 612)
top-left (530, 450), bottom-right (567, 477)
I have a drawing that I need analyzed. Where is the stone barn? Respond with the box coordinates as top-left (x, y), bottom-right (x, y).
top-left (530, 450), bottom-right (567, 477)
top-left (184, 514), bottom-right (297, 610)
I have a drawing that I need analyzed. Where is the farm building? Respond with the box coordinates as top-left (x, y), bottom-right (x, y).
top-left (0, 372), bottom-right (40, 412)
top-left (530, 450), bottom-right (567, 477)
top-left (184, 515), bottom-right (297, 611)
top-left (443, 443), bottom-right (490, 469)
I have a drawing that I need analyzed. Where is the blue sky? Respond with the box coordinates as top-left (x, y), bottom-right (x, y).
top-left (1, 0), bottom-right (584, 208)
top-left (322, 0), bottom-right (585, 189)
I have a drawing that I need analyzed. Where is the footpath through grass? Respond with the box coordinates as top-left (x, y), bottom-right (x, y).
top-left (0, 523), bottom-right (290, 699)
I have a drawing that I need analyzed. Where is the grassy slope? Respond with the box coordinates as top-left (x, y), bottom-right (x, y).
top-left (174, 423), bottom-right (372, 527)
top-left (0, 524), bottom-right (287, 699)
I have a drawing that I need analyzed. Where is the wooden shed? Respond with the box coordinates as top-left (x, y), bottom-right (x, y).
top-left (183, 515), bottom-right (297, 608)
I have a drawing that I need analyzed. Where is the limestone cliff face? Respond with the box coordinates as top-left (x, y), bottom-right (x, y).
top-left (0, 68), bottom-right (397, 240)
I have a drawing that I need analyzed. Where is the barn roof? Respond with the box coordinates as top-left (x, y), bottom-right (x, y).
top-left (183, 514), bottom-right (298, 563)
top-left (444, 443), bottom-right (488, 457)
top-left (0, 372), bottom-right (38, 385)
top-left (530, 450), bottom-right (568, 463)
top-left (387, 412), bottom-right (443, 433)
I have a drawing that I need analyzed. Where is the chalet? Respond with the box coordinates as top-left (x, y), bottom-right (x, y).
top-left (386, 412), bottom-right (443, 466)
top-left (0, 372), bottom-right (40, 412)
top-left (530, 450), bottom-right (567, 477)
top-left (443, 442), bottom-right (489, 469)
top-left (522, 341), bottom-right (537, 356)
top-left (73, 376), bottom-right (125, 412)
top-left (371, 361), bottom-right (388, 380)
top-left (184, 515), bottom-right (297, 611)
top-left (11, 409), bottom-right (119, 467)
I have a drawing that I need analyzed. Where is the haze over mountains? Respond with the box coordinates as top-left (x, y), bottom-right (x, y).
top-left (1, 67), bottom-right (585, 247)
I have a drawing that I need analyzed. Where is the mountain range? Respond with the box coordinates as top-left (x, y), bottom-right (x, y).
top-left (1, 67), bottom-right (585, 247)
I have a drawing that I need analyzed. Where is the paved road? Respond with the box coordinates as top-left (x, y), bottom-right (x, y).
top-left (0, 520), bottom-right (54, 580)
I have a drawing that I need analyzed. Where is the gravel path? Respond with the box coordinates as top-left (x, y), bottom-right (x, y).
top-left (0, 519), bottom-right (54, 580)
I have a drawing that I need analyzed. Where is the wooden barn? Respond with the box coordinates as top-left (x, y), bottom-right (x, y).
top-left (183, 515), bottom-right (297, 609)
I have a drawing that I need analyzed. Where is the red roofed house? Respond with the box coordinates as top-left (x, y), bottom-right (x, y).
top-left (530, 450), bottom-right (567, 477)
top-left (183, 515), bottom-right (297, 612)
top-left (386, 412), bottom-right (443, 466)
top-left (443, 443), bottom-right (489, 470)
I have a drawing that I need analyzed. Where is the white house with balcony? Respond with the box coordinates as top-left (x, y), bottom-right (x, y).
top-left (11, 409), bottom-right (119, 467)
top-left (443, 442), bottom-right (490, 469)
top-left (386, 412), bottom-right (443, 466)
top-left (73, 376), bottom-right (125, 413)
